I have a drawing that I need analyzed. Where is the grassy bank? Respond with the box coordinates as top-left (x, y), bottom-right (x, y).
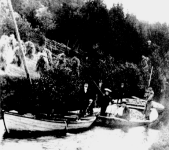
top-left (0, 52), bottom-right (40, 115)
top-left (0, 55), bottom-right (40, 78)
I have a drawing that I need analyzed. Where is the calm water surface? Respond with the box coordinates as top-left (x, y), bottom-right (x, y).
top-left (0, 120), bottom-right (160, 150)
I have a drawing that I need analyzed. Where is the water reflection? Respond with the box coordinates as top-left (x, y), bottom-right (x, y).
top-left (0, 120), bottom-right (160, 150)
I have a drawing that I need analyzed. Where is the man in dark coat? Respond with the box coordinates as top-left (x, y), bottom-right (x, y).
top-left (118, 83), bottom-right (125, 104)
top-left (86, 99), bottom-right (94, 115)
top-left (100, 88), bottom-right (112, 116)
top-left (79, 83), bottom-right (94, 117)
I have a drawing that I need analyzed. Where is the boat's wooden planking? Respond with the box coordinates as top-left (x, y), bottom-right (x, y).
top-left (96, 115), bottom-right (152, 127)
top-left (67, 116), bottom-right (96, 130)
top-left (4, 112), bottom-right (67, 132)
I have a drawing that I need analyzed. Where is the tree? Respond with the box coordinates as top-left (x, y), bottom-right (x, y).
top-left (48, 3), bottom-right (82, 47)
top-left (108, 3), bottom-right (126, 59)
top-left (79, 0), bottom-right (110, 56)
top-left (2, 14), bottom-right (34, 42)
top-left (108, 4), bottom-right (146, 63)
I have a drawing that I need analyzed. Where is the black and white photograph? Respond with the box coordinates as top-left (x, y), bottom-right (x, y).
top-left (0, 0), bottom-right (168, 150)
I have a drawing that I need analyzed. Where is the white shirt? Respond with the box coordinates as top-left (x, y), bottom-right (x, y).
top-left (117, 107), bottom-right (124, 117)
top-left (149, 108), bottom-right (158, 122)
top-left (106, 104), bottom-right (118, 116)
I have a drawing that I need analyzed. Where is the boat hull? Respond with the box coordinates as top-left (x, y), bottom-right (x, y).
top-left (3, 111), bottom-right (67, 133)
top-left (96, 115), bottom-right (153, 128)
top-left (67, 116), bottom-right (96, 131)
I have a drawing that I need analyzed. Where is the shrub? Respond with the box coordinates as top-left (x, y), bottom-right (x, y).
top-left (2, 14), bottom-right (35, 42)
top-left (11, 48), bottom-right (22, 67)
top-left (25, 41), bottom-right (36, 59)
top-left (0, 76), bottom-right (32, 112)
top-left (0, 56), bottom-right (7, 71)
top-left (36, 55), bottom-right (48, 75)
top-left (0, 35), bottom-right (16, 70)
top-left (38, 53), bottom-right (82, 112)
top-left (45, 48), bottom-right (53, 66)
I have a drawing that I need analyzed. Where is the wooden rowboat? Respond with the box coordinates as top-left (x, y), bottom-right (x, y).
top-left (96, 100), bottom-right (164, 128)
top-left (2, 111), bottom-right (96, 135)
top-left (96, 115), bottom-right (156, 128)
top-left (2, 111), bottom-right (67, 134)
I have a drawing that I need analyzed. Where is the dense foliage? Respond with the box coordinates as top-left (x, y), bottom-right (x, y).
top-left (1, 0), bottom-right (169, 112)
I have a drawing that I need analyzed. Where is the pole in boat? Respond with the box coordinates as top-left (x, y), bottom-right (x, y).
top-left (90, 76), bottom-right (104, 96)
top-left (148, 66), bottom-right (153, 87)
top-left (7, 0), bottom-right (32, 84)
top-left (85, 57), bottom-right (104, 96)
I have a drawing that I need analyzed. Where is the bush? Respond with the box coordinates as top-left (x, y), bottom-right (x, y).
top-left (0, 52), bottom-right (83, 113)
top-left (11, 48), bottom-right (22, 67)
top-left (0, 35), bottom-right (15, 70)
top-left (36, 55), bottom-right (48, 75)
top-left (2, 14), bottom-right (35, 42)
top-left (0, 56), bottom-right (7, 71)
top-left (108, 62), bottom-right (145, 98)
top-left (37, 54), bottom-right (83, 112)
top-left (45, 48), bottom-right (53, 66)
top-left (25, 41), bottom-right (36, 59)
top-left (0, 76), bottom-right (32, 112)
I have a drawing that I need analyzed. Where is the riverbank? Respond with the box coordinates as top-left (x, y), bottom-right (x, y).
top-left (148, 81), bottom-right (169, 150)
top-left (0, 106), bottom-right (167, 150)
top-left (149, 121), bottom-right (169, 150)
top-left (0, 119), bottom-right (160, 150)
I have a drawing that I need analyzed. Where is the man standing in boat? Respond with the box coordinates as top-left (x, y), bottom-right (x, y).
top-left (86, 99), bottom-right (94, 115)
top-left (79, 83), bottom-right (94, 117)
top-left (141, 55), bottom-right (149, 72)
top-left (144, 87), bottom-right (154, 101)
top-left (144, 87), bottom-right (158, 121)
top-left (100, 88), bottom-right (112, 116)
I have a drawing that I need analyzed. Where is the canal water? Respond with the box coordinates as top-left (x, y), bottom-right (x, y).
top-left (0, 120), bottom-right (161, 150)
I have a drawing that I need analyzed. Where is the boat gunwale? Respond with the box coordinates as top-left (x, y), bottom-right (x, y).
top-left (97, 115), bottom-right (153, 124)
top-left (3, 111), bottom-right (67, 124)
top-left (67, 116), bottom-right (96, 124)
top-left (4, 111), bottom-right (96, 125)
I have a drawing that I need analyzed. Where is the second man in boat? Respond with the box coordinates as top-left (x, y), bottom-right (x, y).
top-left (100, 88), bottom-right (112, 116)
top-left (116, 99), bottom-right (130, 120)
